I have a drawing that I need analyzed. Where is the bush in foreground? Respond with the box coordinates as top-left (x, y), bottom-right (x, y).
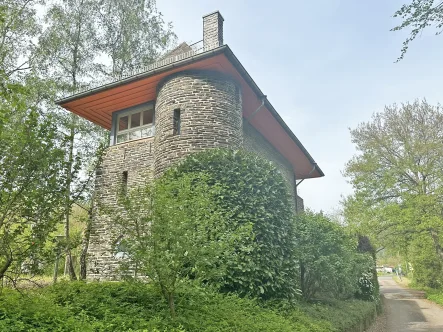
top-left (293, 211), bottom-right (376, 301)
top-left (427, 289), bottom-right (443, 306)
top-left (165, 149), bottom-right (296, 299)
top-left (0, 281), bottom-right (377, 332)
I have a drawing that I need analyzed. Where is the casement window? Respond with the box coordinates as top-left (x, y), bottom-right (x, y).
top-left (173, 109), bottom-right (181, 135)
top-left (121, 171), bottom-right (128, 195)
top-left (116, 105), bottom-right (155, 144)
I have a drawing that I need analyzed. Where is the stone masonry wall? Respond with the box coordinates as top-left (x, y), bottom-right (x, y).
top-left (87, 69), bottom-right (304, 280)
top-left (87, 137), bottom-right (154, 280)
top-left (203, 11), bottom-right (224, 48)
top-left (154, 70), bottom-right (243, 177)
top-left (243, 121), bottom-right (298, 212)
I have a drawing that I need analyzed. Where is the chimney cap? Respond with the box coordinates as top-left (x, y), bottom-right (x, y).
top-left (202, 11), bottom-right (224, 21)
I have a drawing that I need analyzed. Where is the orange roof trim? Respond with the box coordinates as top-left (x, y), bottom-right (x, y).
top-left (57, 46), bottom-right (323, 179)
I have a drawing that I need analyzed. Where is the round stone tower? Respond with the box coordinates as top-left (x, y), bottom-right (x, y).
top-left (154, 70), bottom-right (242, 176)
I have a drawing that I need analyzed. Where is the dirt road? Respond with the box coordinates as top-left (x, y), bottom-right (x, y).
top-left (368, 276), bottom-right (443, 331)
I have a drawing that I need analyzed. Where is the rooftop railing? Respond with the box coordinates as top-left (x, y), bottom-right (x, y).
top-left (61, 40), bottom-right (221, 99)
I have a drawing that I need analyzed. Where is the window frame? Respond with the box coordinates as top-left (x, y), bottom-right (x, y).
top-left (112, 102), bottom-right (155, 145)
top-left (173, 109), bottom-right (181, 136)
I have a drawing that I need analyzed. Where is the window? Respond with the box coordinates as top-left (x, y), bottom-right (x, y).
top-left (122, 171), bottom-right (128, 194)
top-left (116, 106), bottom-right (155, 144)
top-left (173, 109), bottom-right (181, 135)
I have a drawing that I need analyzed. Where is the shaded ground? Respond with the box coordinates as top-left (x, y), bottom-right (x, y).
top-left (368, 276), bottom-right (443, 332)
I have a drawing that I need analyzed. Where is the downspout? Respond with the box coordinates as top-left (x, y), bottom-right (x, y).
top-left (246, 95), bottom-right (267, 122)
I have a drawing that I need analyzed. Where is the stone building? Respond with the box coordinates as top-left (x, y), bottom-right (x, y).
top-left (57, 11), bottom-right (324, 280)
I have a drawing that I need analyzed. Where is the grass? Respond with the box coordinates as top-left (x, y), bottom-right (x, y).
top-left (426, 289), bottom-right (443, 306)
top-left (0, 281), bottom-right (378, 332)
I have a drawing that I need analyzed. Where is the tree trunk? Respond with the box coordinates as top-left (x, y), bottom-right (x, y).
top-left (79, 208), bottom-right (92, 280)
top-left (0, 256), bottom-right (12, 281)
top-left (167, 292), bottom-right (176, 318)
top-left (65, 115), bottom-right (77, 281)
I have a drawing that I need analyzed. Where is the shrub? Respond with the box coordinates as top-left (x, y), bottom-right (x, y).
top-left (409, 235), bottom-right (443, 289)
top-left (427, 289), bottom-right (443, 306)
top-left (297, 298), bottom-right (377, 331)
top-left (293, 211), bottom-right (375, 301)
top-left (164, 148), bottom-right (297, 299)
top-left (107, 173), bottom-right (252, 317)
top-left (0, 282), bottom-right (342, 332)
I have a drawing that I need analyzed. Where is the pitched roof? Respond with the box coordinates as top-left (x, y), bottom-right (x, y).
top-left (56, 44), bottom-right (323, 179)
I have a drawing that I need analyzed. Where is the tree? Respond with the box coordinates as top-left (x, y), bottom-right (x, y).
top-left (108, 173), bottom-right (252, 317)
top-left (36, 0), bottom-right (106, 280)
top-left (293, 211), bottom-right (373, 301)
top-left (344, 100), bottom-right (443, 270)
top-left (392, 0), bottom-right (443, 61)
top-left (98, 0), bottom-right (176, 77)
top-left (0, 0), bottom-right (41, 79)
top-left (409, 233), bottom-right (443, 288)
top-left (0, 79), bottom-right (66, 283)
top-left (36, 0), bottom-right (176, 280)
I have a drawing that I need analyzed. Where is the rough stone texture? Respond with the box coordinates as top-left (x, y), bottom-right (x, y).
top-left (88, 70), bottom-right (242, 280)
top-left (296, 195), bottom-right (304, 213)
top-left (87, 137), bottom-right (154, 280)
top-left (243, 121), bottom-right (302, 213)
top-left (154, 70), bottom-right (243, 177)
top-left (87, 70), bottom-right (305, 280)
top-left (203, 11), bottom-right (223, 48)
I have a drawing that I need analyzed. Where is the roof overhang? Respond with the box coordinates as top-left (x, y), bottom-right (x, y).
top-left (57, 45), bottom-right (324, 179)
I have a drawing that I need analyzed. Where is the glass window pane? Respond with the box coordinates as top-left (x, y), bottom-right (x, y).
top-left (117, 133), bottom-right (128, 143)
top-left (173, 109), bottom-right (181, 135)
top-left (119, 116), bottom-right (128, 131)
top-left (129, 129), bottom-right (141, 140)
top-left (143, 109), bottom-right (154, 125)
top-left (141, 127), bottom-right (154, 137)
top-left (131, 112), bottom-right (141, 128)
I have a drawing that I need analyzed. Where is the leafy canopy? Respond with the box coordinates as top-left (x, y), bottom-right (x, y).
top-left (344, 99), bottom-right (443, 286)
top-left (0, 80), bottom-right (66, 281)
top-left (165, 149), bottom-right (297, 299)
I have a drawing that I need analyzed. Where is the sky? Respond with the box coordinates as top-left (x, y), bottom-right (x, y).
top-left (155, 0), bottom-right (443, 213)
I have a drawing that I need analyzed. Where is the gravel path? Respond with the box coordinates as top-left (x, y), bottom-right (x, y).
top-left (367, 276), bottom-right (443, 332)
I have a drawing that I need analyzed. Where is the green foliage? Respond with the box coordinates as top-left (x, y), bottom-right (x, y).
top-left (0, 81), bottom-right (66, 281)
top-left (32, 0), bottom-right (175, 280)
top-left (356, 235), bottom-right (380, 302)
top-left (0, 288), bottom-right (93, 331)
top-left (0, 0), bottom-right (41, 79)
top-left (108, 172), bottom-right (253, 317)
top-left (297, 298), bottom-right (377, 332)
top-left (0, 282), bottom-right (376, 331)
top-left (392, 0), bottom-right (443, 61)
top-left (344, 100), bottom-right (443, 288)
top-left (409, 235), bottom-right (443, 288)
top-left (98, 0), bottom-right (177, 77)
top-left (293, 211), bottom-right (375, 301)
top-left (164, 148), bottom-right (296, 299)
top-left (427, 289), bottom-right (443, 306)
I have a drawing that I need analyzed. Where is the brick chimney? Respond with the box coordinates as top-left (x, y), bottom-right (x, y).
top-left (203, 11), bottom-right (224, 49)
